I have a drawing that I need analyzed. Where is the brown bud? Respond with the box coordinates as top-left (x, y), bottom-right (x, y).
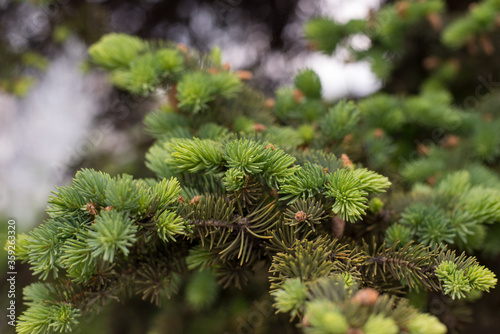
top-left (426, 13), bottom-right (442, 31)
top-left (177, 195), bottom-right (185, 203)
top-left (292, 89), bottom-right (305, 104)
top-left (104, 206), bottom-right (114, 211)
top-left (253, 123), bottom-right (267, 132)
top-left (302, 315), bottom-right (310, 327)
top-left (417, 143), bottom-right (430, 156)
top-left (351, 288), bottom-right (379, 306)
top-left (86, 202), bottom-right (97, 215)
top-left (293, 89), bottom-right (305, 103)
top-left (222, 63), bottom-right (231, 71)
top-left (236, 70), bottom-right (253, 81)
top-left (190, 195), bottom-right (201, 205)
top-left (264, 98), bottom-right (276, 109)
top-left (427, 176), bottom-right (437, 186)
top-left (440, 134), bottom-right (460, 149)
top-left (176, 43), bottom-right (189, 54)
top-left (395, 1), bottom-right (410, 18)
top-left (479, 34), bottom-right (495, 56)
top-left (347, 329), bottom-right (365, 334)
top-left (341, 153), bottom-right (353, 169)
top-left (207, 67), bottom-right (219, 75)
top-left (343, 134), bottom-right (353, 144)
top-left (373, 128), bottom-right (385, 138)
top-left (295, 211), bottom-right (307, 223)
top-left (265, 144), bottom-right (275, 151)
top-left (423, 56), bottom-right (441, 70)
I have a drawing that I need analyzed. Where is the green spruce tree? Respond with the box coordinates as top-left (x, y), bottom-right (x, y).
top-left (12, 1), bottom-right (500, 333)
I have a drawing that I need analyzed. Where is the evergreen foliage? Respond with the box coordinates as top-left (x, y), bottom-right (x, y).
top-left (13, 3), bottom-right (500, 332)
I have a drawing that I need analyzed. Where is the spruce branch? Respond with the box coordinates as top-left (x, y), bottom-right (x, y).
top-left (321, 100), bottom-right (360, 142)
top-left (169, 137), bottom-right (223, 173)
top-left (272, 278), bottom-right (308, 320)
top-left (294, 69), bottom-right (322, 99)
top-left (88, 33), bottom-right (147, 70)
top-left (279, 163), bottom-right (327, 204)
top-left (224, 138), bottom-right (268, 174)
top-left (17, 18), bottom-right (500, 333)
top-left (176, 72), bottom-right (216, 113)
top-left (325, 168), bottom-right (369, 223)
top-left (144, 107), bottom-right (190, 139)
top-left (87, 210), bottom-right (137, 262)
top-left (284, 198), bottom-right (327, 233)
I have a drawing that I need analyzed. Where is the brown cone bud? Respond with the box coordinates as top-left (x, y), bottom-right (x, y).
top-left (207, 67), bottom-right (219, 75)
top-left (427, 176), bottom-right (437, 186)
top-left (253, 123), bottom-right (267, 132)
top-left (347, 329), bottom-right (365, 334)
top-left (295, 211), bottom-right (307, 223)
top-left (343, 134), bottom-right (353, 144)
top-left (351, 288), bottom-right (379, 306)
top-left (264, 98), bottom-right (275, 109)
top-left (236, 70), bottom-right (253, 81)
top-left (440, 134), bottom-right (460, 149)
top-left (265, 144), bottom-right (275, 151)
top-left (86, 202), bottom-right (97, 215)
top-left (292, 89), bottom-right (305, 103)
top-left (423, 56), bottom-right (441, 70)
top-left (479, 34), bottom-right (495, 56)
top-left (341, 153), bottom-right (353, 169)
top-left (190, 195), bottom-right (201, 205)
top-left (395, 1), bottom-right (410, 18)
top-left (176, 43), bottom-right (189, 54)
top-left (104, 206), bottom-right (114, 211)
top-left (426, 13), bottom-right (442, 31)
top-left (417, 143), bottom-right (430, 156)
top-left (373, 128), bottom-right (385, 138)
